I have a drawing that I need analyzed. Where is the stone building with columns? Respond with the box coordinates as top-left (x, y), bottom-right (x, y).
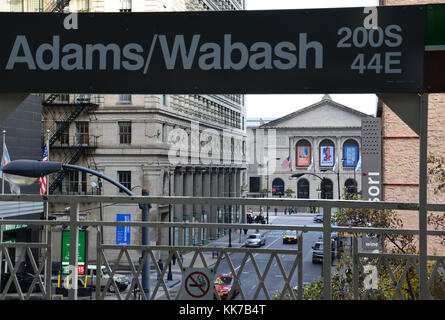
top-left (7, 0), bottom-right (248, 264)
top-left (247, 95), bottom-right (373, 212)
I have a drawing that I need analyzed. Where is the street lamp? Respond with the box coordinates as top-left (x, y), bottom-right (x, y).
top-left (320, 168), bottom-right (341, 199)
top-left (2, 159), bottom-right (151, 298)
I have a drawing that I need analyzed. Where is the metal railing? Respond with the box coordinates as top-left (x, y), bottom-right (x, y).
top-left (0, 194), bottom-right (444, 300)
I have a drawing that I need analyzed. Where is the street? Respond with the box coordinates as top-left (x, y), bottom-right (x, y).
top-left (213, 215), bottom-right (323, 300)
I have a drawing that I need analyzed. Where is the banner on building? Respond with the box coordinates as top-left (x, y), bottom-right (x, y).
top-left (344, 146), bottom-right (358, 167)
top-left (297, 146), bottom-right (311, 166)
top-left (320, 146), bottom-right (334, 166)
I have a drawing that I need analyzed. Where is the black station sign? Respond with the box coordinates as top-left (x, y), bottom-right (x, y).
top-left (0, 5), bottom-right (426, 94)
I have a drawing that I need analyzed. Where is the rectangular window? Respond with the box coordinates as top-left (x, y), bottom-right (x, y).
top-left (75, 121), bottom-right (89, 145)
top-left (119, 121), bottom-right (132, 145)
top-left (118, 94), bottom-right (132, 104)
top-left (118, 171), bottom-right (131, 193)
top-left (29, 0), bottom-right (42, 12)
top-left (55, 121), bottom-right (69, 145)
top-left (76, 0), bottom-right (89, 11)
top-left (249, 177), bottom-right (261, 193)
top-left (61, 171), bottom-right (87, 195)
top-left (120, 0), bottom-right (132, 11)
top-left (162, 95), bottom-right (167, 106)
top-left (10, 0), bottom-right (23, 12)
top-left (75, 94), bottom-right (90, 104)
top-left (55, 94), bottom-right (70, 104)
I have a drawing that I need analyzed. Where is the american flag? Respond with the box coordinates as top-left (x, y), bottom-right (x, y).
top-left (281, 156), bottom-right (291, 169)
top-left (38, 143), bottom-right (48, 195)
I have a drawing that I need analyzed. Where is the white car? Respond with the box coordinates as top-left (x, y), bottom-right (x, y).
top-left (245, 233), bottom-right (266, 247)
top-left (80, 265), bottom-right (130, 292)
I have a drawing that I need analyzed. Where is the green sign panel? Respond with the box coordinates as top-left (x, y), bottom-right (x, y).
top-left (61, 230), bottom-right (86, 275)
top-left (2, 224), bottom-right (27, 232)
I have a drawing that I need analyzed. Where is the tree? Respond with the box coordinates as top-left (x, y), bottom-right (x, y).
top-left (272, 189), bottom-right (445, 300)
top-left (427, 152), bottom-right (445, 246)
top-left (284, 188), bottom-right (295, 197)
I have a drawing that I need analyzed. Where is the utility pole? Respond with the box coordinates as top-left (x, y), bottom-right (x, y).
top-left (140, 189), bottom-right (151, 298)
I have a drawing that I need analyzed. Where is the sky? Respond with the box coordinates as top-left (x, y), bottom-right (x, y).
top-left (244, 0), bottom-right (380, 119)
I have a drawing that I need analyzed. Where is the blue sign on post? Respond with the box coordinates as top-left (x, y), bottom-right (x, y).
top-left (116, 214), bottom-right (131, 245)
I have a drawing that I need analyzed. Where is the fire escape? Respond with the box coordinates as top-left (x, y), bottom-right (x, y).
top-left (42, 94), bottom-right (99, 194)
top-left (41, 0), bottom-right (99, 195)
top-left (43, 0), bottom-right (71, 12)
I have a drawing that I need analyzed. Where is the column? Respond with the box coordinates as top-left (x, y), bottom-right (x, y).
top-left (217, 168), bottom-right (225, 237)
top-left (224, 168), bottom-right (231, 235)
top-left (230, 168), bottom-right (237, 235)
top-left (183, 167), bottom-right (194, 245)
top-left (235, 169), bottom-right (241, 223)
top-left (174, 168), bottom-right (184, 245)
top-left (193, 168), bottom-right (203, 246)
top-left (202, 168), bottom-right (211, 244)
top-left (210, 168), bottom-right (218, 240)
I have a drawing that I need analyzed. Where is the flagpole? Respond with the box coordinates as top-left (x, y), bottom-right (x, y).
top-left (45, 129), bottom-right (50, 240)
top-left (43, 130), bottom-right (50, 292)
top-left (2, 130), bottom-right (5, 195)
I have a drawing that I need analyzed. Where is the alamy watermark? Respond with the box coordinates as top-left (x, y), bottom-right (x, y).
top-left (167, 121), bottom-right (277, 175)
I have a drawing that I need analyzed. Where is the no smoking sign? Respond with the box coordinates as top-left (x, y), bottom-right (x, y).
top-left (181, 268), bottom-right (215, 300)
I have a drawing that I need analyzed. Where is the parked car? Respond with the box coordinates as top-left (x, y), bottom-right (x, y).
top-left (312, 241), bottom-right (335, 264)
top-left (0, 272), bottom-right (44, 293)
top-left (214, 273), bottom-right (238, 299)
top-left (282, 230), bottom-right (299, 244)
top-left (313, 214), bottom-right (323, 223)
top-left (245, 233), bottom-right (266, 247)
top-left (79, 265), bottom-right (130, 292)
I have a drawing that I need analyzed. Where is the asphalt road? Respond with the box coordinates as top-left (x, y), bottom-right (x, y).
top-left (214, 215), bottom-right (324, 300)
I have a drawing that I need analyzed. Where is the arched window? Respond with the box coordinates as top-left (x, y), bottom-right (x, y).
top-left (343, 139), bottom-right (359, 168)
top-left (297, 179), bottom-right (310, 199)
top-left (272, 178), bottom-right (285, 196)
top-left (319, 139), bottom-right (335, 167)
top-left (321, 179), bottom-right (333, 199)
top-left (345, 179), bottom-right (358, 195)
top-left (296, 139), bottom-right (311, 167)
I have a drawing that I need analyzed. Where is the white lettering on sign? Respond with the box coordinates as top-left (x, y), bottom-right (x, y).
top-left (367, 172), bottom-right (381, 202)
top-left (4, 33), bottom-right (323, 73)
top-left (3, 23), bottom-right (405, 76)
top-left (363, 264), bottom-right (378, 290)
top-left (337, 24), bottom-right (403, 75)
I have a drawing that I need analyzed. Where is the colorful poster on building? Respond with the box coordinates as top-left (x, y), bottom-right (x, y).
top-left (320, 146), bottom-right (334, 166)
top-left (297, 146), bottom-right (311, 166)
top-left (344, 146), bottom-right (358, 167)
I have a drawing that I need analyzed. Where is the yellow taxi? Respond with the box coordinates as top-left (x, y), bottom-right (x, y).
top-left (282, 230), bottom-right (299, 244)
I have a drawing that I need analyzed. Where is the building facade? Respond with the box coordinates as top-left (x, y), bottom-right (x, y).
top-left (0, 95), bottom-right (43, 275)
top-left (379, 0), bottom-right (445, 255)
top-left (0, 0), bottom-right (247, 264)
top-left (247, 95), bottom-right (372, 212)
